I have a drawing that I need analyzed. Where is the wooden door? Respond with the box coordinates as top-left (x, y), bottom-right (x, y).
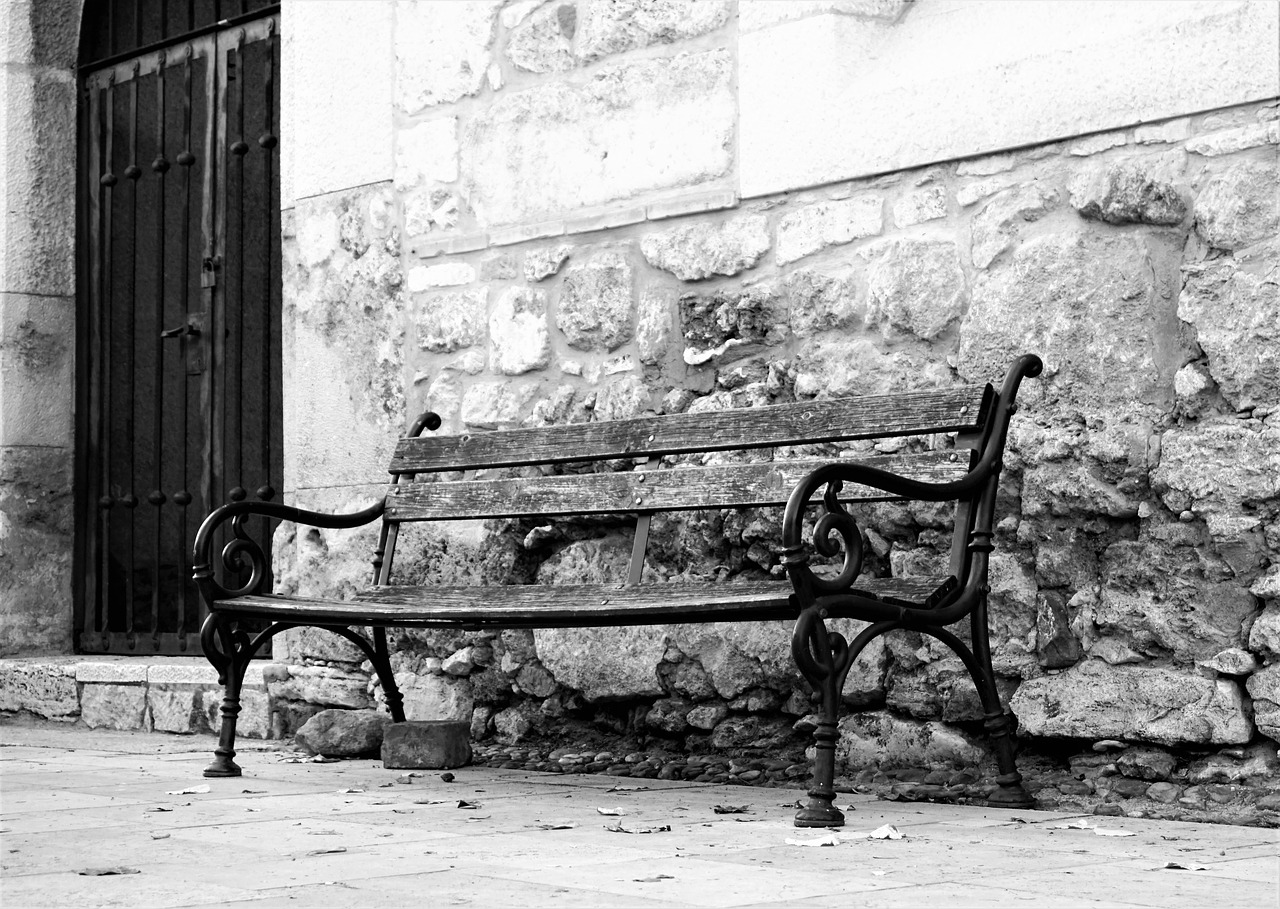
top-left (76, 11), bottom-right (281, 655)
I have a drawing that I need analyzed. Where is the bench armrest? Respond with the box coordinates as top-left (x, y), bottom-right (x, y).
top-left (192, 498), bottom-right (386, 602)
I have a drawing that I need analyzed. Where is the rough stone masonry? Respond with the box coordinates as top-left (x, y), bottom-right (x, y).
top-left (262, 2), bottom-right (1280, 817)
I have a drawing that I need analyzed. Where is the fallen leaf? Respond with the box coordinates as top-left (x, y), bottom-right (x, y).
top-left (457, 800), bottom-right (481, 809)
top-left (311, 755), bottom-right (340, 764)
top-left (607, 785), bottom-right (649, 793)
top-left (871, 870), bottom-right (887, 876)
top-left (241, 789), bottom-right (265, 794)
top-left (78, 867), bottom-right (141, 876)
top-left (596, 807), bottom-right (627, 816)
top-left (1161, 862), bottom-right (1206, 871)
top-left (164, 785), bottom-right (210, 795)
top-left (604, 823), bottom-right (671, 834)
top-left (245, 808), bottom-right (261, 813)
top-left (633, 874), bottom-right (675, 882)
top-left (146, 806), bottom-right (173, 813)
top-left (307, 848), bottom-right (347, 856)
top-left (713, 805), bottom-right (751, 815)
top-left (308, 830), bottom-right (342, 836)
top-left (1094, 828), bottom-right (1136, 837)
top-left (392, 809), bottom-right (414, 814)
top-left (534, 822), bottom-right (577, 830)
top-left (149, 833), bottom-right (170, 841)
top-left (336, 788), bottom-right (364, 794)
top-left (413, 799), bottom-right (447, 805)
top-left (439, 772), bottom-right (455, 782)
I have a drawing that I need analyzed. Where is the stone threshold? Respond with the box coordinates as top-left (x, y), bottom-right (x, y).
top-left (0, 655), bottom-right (284, 739)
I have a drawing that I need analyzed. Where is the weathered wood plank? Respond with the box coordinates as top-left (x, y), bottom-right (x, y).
top-left (212, 574), bottom-right (957, 627)
top-left (386, 452), bottom-right (971, 521)
top-left (391, 385), bottom-right (992, 474)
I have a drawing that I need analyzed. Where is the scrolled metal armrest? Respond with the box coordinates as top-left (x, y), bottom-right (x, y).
top-left (192, 498), bottom-right (386, 601)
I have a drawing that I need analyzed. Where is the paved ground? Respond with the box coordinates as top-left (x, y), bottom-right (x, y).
top-left (1, 723), bottom-right (1277, 908)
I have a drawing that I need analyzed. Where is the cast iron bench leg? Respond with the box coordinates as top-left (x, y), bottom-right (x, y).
top-left (201, 613), bottom-right (247, 778)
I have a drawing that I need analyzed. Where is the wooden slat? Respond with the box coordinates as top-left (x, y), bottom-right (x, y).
top-left (211, 573), bottom-right (957, 627)
top-left (386, 452), bottom-right (971, 521)
top-left (391, 385), bottom-right (992, 474)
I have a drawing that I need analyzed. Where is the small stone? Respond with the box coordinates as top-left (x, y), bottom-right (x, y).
top-left (1146, 782), bottom-right (1182, 804)
top-left (1116, 748), bottom-right (1176, 782)
top-left (296, 708), bottom-right (391, 758)
top-left (524, 244), bottom-right (571, 282)
top-left (1059, 779), bottom-right (1094, 796)
top-left (1093, 803), bottom-right (1124, 816)
top-left (381, 720), bottom-right (472, 769)
top-left (1107, 778), bottom-right (1151, 799)
top-left (1093, 739), bottom-right (1128, 754)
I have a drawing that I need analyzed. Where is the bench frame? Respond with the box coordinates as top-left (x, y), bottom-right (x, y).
top-left (195, 354), bottom-right (1043, 827)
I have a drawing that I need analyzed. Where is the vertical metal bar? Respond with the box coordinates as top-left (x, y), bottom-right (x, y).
top-left (84, 81), bottom-right (105, 646)
top-left (259, 21), bottom-right (277, 507)
top-left (232, 33), bottom-right (246, 504)
top-left (124, 65), bottom-right (141, 645)
top-left (207, 34), bottom-right (225, 596)
top-left (99, 74), bottom-right (117, 649)
top-left (176, 47), bottom-right (196, 639)
top-left (150, 53), bottom-right (169, 648)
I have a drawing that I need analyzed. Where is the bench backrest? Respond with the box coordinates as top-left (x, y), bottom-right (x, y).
top-left (374, 383), bottom-right (1000, 588)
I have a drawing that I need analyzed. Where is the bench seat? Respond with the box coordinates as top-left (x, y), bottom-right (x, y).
top-left (212, 574), bottom-right (957, 629)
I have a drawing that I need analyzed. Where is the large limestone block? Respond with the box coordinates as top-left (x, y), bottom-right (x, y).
top-left (0, 660), bottom-right (78, 718)
top-left (416, 289), bottom-right (488, 353)
top-left (1177, 242), bottom-right (1280, 411)
top-left (1010, 660), bottom-right (1252, 745)
top-left (148, 686), bottom-right (205, 734)
top-left (774, 197), bottom-right (881, 266)
top-left (397, 672), bottom-right (475, 722)
top-left (785, 269), bottom-right (861, 338)
top-left (267, 665), bottom-right (372, 709)
top-left (577, 1), bottom-right (731, 61)
top-left (740, 1), bottom-right (1279, 197)
top-left (957, 230), bottom-right (1181, 415)
top-left (296, 708), bottom-right (391, 757)
top-left (1068, 161), bottom-right (1186, 226)
top-left (836, 710), bottom-right (986, 770)
top-left (794, 338), bottom-right (953, 399)
top-left (461, 50), bottom-right (733, 225)
top-left (536, 626), bottom-right (667, 701)
top-left (288, 0), bottom-right (393, 199)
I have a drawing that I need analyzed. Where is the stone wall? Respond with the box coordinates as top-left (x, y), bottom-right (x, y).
top-left (271, 0), bottom-right (1280, 785)
top-left (0, 0), bottom-right (79, 655)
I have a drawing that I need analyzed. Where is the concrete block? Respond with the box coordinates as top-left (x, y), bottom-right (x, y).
top-left (381, 720), bottom-right (472, 769)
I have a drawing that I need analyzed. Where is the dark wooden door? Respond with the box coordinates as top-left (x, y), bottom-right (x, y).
top-left (76, 12), bottom-right (281, 655)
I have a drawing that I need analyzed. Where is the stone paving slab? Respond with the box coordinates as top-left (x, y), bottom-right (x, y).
top-left (1, 722), bottom-right (1277, 908)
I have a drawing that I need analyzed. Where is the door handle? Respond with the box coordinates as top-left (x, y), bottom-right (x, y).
top-left (160, 323), bottom-right (201, 339)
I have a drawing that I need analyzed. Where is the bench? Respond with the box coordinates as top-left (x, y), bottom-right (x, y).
top-left (195, 354), bottom-right (1043, 828)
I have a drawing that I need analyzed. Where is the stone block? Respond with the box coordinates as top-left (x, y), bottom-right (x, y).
top-left (577, 0), bottom-right (731, 61)
top-left (383, 720), bottom-right (471, 769)
top-left (557, 252), bottom-right (634, 351)
top-left (740, 2), bottom-right (1279, 197)
top-left (76, 661), bottom-right (148, 683)
top-left (636, 287), bottom-right (674, 366)
top-left (958, 230), bottom-right (1180, 417)
top-left (969, 183), bottom-right (1059, 269)
top-left (397, 672), bottom-right (474, 722)
top-left (0, 294), bottom-right (74, 447)
top-left (0, 447), bottom-right (74, 655)
top-left (461, 49), bottom-right (733, 225)
top-left (641, 215), bottom-right (769, 280)
top-left (461, 381), bottom-right (538, 429)
top-left (267, 665), bottom-right (372, 709)
top-left (1068, 162), bottom-right (1186, 226)
top-left (864, 238), bottom-right (965, 341)
top-left (0, 660), bottom-right (78, 718)
top-left (415, 288), bottom-right (487, 353)
top-left (148, 686), bottom-right (205, 734)
top-left (490, 288), bottom-right (550, 375)
top-left (1153, 423), bottom-right (1280, 521)
top-left (775, 198), bottom-right (881, 265)
top-left (1186, 121), bottom-right (1279, 157)
top-left (892, 186), bottom-right (947, 228)
top-left (1010, 660), bottom-right (1252, 745)
top-left (395, 0), bottom-right (499, 113)
top-left (296, 708), bottom-right (391, 757)
top-left (81, 683), bottom-right (147, 731)
top-left (289, 0), bottom-right (393, 200)
top-left (1193, 161), bottom-right (1280, 251)
top-left (524, 245), bottom-right (572, 282)
top-left (406, 263), bottom-right (475, 292)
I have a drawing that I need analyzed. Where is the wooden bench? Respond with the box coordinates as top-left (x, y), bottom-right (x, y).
top-left (195, 354), bottom-right (1043, 828)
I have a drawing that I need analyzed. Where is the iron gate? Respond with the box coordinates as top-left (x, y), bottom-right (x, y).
top-left (76, 7), bottom-right (281, 655)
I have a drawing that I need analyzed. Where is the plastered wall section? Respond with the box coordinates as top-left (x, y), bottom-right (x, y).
top-left (0, 0), bottom-right (79, 655)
